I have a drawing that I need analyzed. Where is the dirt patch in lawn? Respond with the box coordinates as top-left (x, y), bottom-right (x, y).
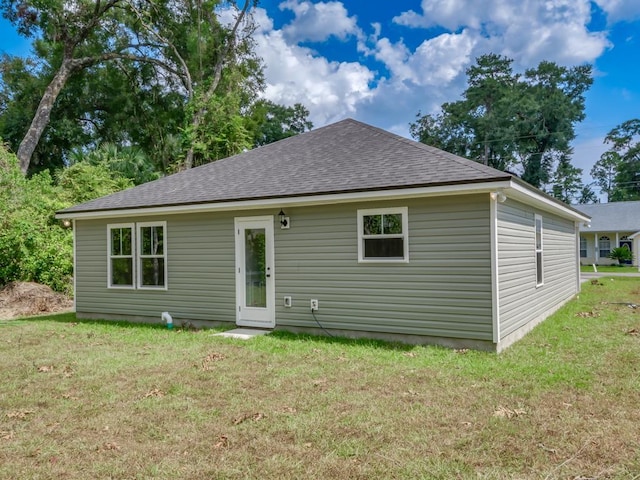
top-left (0, 282), bottom-right (72, 320)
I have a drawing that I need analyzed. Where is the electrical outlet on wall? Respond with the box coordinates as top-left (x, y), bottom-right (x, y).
top-left (284, 296), bottom-right (292, 308)
top-left (310, 299), bottom-right (319, 311)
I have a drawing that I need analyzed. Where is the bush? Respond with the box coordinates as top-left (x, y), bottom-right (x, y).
top-left (0, 147), bottom-right (73, 293)
top-left (609, 246), bottom-right (633, 265)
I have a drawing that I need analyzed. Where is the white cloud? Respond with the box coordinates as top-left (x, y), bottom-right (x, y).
top-left (278, 0), bottom-right (359, 42)
top-left (393, 0), bottom-right (611, 65)
top-left (595, 0), bottom-right (640, 23)
top-left (253, 9), bottom-right (374, 126)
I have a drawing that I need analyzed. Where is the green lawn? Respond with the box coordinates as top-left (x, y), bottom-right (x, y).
top-left (580, 264), bottom-right (639, 273)
top-left (1, 278), bottom-right (640, 479)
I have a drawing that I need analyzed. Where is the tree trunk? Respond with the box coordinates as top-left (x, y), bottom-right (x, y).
top-left (17, 60), bottom-right (75, 174)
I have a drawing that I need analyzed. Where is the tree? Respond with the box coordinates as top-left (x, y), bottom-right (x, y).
top-left (1, 0), bottom-right (263, 174)
top-left (576, 184), bottom-right (599, 204)
top-left (591, 151), bottom-right (622, 202)
top-left (603, 119), bottom-right (640, 201)
top-left (549, 152), bottom-right (584, 203)
top-left (129, 0), bottom-right (263, 168)
top-left (247, 100), bottom-right (313, 147)
top-left (410, 54), bottom-right (593, 191)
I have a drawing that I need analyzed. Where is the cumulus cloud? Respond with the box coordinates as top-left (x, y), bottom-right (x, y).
top-left (278, 0), bottom-right (359, 43)
top-left (595, 0), bottom-right (640, 23)
top-left (253, 9), bottom-right (374, 126)
top-left (392, 0), bottom-right (611, 65)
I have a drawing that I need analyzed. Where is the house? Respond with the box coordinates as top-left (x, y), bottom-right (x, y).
top-left (573, 201), bottom-right (640, 267)
top-left (56, 119), bottom-right (589, 352)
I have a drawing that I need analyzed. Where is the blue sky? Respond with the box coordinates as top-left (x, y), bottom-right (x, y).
top-left (2, 0), bottom-right (640, 194)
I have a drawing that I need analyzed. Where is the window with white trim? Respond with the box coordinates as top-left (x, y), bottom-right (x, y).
top-left (599, 236), bottom-right (611, 258)
top-left (579, 236), bottom-right (587, 258)
top-left (535, 214), bottom-right (543, 286)
top-left (108, 224), bottom-right (135, 288)
top-left (138, 222), bottom-right (167, 288)
top-left (357, 207), bottom-right (408, 262)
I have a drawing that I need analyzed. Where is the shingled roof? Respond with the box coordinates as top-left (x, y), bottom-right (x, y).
top-left (59, 118), bottom-right (516, 215)
top-left (573, 201), bottom-right (640, 232)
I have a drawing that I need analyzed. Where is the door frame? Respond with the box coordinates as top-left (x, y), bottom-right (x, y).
top-left (234, 216), bottom-right (275, 328)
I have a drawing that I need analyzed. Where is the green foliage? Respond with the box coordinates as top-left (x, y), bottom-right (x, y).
top-left (247, 100), bottom-right (313, 147)
top-left (0, 144), bottom-right (72, 292)
top-left (598, 119), bottom-right (640, 201)
top-left (590, 151), bottom-right (622, 202)
top-left (549, 153), bottom-right (584, 203)
top-left (608, 246), bottom-right (633, 265)
top-left (410, 54), bottom-right (593, 193)
top-left (0, 143), bottom-right (133, 293)
top-left (69, 143), bottom-right (159, 186)
top-left (56, 161), bottom-right (133, 205)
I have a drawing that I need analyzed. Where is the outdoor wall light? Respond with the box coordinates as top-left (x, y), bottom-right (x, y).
top-left (278, 209), bottom-right (290, 229)
top-left (62, 219), bottom-right (71, 228)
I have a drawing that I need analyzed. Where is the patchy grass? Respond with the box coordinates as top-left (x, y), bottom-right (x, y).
top-left (1, 279), bottom-right (640, 479)
top-left (581, 264), bottom-right (639, 273)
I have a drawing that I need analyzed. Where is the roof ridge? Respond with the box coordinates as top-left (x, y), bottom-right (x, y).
top-left (348, 119), bottom-right (511, 179)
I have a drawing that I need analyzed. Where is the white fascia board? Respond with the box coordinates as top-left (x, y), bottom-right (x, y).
top-left (629, 230), bottom-right (640, 239)
top-left (505, 182), bottom-right (591, 223)
top-left (56, 180), bottom-right (513, 220)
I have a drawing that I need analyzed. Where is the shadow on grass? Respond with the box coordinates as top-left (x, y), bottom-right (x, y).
top-left (10, 313), bottom-right (471, 353)
top-left (7, 312), bottom-right (238, 334)
top-left (267, 329), bottom-right (432, 352)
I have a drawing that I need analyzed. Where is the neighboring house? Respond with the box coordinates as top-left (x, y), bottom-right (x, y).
top-left (57, 119), bottom-right (589, 352)
top-left (573, 201), bottom-right (640, 267)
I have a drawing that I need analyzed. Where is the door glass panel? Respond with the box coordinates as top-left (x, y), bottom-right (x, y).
top-left (245, 228), bottom-right (266, 308)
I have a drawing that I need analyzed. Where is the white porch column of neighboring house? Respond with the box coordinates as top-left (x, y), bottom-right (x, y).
top-left (615, 232), bottom-right (619, 249)
top-left (594, 233), bottom-right (599, 262)
top-left (631, 231), bottom-right (640, 268)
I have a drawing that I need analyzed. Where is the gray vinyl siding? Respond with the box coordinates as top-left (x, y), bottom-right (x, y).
top-left (75, 213), bottom-right (237, 322)
top-left (75, 194), bottom-right (494, 341)
top-left (497, 199), bottom-right (578, 339)
top-left (274, 195), bottom-right (493, 340)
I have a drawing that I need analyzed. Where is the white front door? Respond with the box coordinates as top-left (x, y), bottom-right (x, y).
top-left (234, 216), bottom-right (275, 328)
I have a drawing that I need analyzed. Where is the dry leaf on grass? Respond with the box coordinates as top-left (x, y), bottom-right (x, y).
top-left (99, 442), bottom-right (121, 451)
top-left (626, 328), bottom-right (639, 336)
top-left (575, 311), bottom-right (600, 318)
top-left (454, 348), bottom-right (469, 354)
top-left (143, 388), bottom-right (164, 399)
top-left (213, 435), bottom-right (228, 449)
top-left (280, 406), bottom-right (297, 414)
top-left (493, 405), bottom-right (527, 419)
top-left (0, 430), bottom-right (15, 440)
top-left (6, 409), bottom-right (35, 419)
top-left (537, 443), bottom-right (557, 455)
top-left (402, 352), bottom-right (417, 357)
top-left (312, 378), bottom-right (327, 387)
top-left (201, 352), bottom-right (225, 371)
top-left (233, 412), bottom-right (265, 425)
top-left (37, 365), bottom-right (53, 373)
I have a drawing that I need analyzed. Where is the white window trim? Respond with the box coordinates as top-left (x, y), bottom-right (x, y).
top-left (137, 221), bottom-right (168, 290)
top-left (535, 214), bottom-right (544, 287)
top-left (599, 235), bottom-right (611, 258)
top-left (357, 207), bottom-right (409, 263)
top-left (579, 236), bottom-right (587, 258)
top-left (107, 223), bottom-right (135, 289)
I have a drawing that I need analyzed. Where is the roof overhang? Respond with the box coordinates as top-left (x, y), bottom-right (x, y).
top-left (56, 178), bottom-right (589, 223)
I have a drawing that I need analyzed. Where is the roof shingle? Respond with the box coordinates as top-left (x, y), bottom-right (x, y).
top-left (60, 118), bottom-right (513, 214)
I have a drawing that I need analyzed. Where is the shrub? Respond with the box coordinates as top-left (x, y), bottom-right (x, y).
top-left (609, 246), bottom-right (633, 265)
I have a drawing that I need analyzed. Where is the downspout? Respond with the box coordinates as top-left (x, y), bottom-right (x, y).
top-left (73, 219), bottom-right (77, 313)
top-left (575, 223), bottom-right (581, 294)
top-left (489, 192), bottom-right (502, 345)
